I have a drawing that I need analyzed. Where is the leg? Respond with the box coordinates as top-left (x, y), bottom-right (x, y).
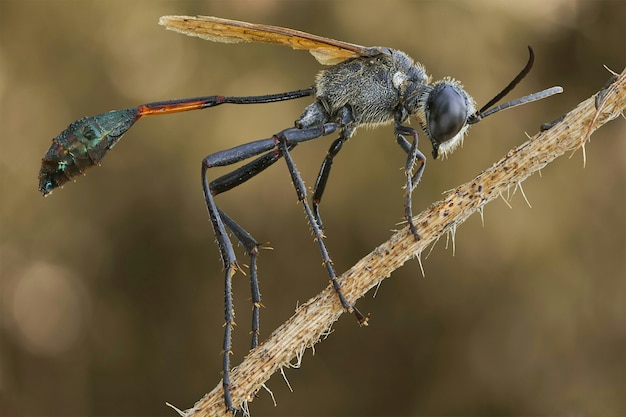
top-left (275, 135), bottom-right (368, 325)
top-left (311, 106), bottom-right (355, 230)
top-left (201, 169), bottom-right (238, 410)
top-left (213, 145), bottom-right (301, 350)
top-left (201, 123), bottom-right (339, 411)
top-left (312, 136), bottom-right (345, 230)
top-left (218, 209), bottom-right (262, 349)
top-left (395, 122), bottom-right (426, 240)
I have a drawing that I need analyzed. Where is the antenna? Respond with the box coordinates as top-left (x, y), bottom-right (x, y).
top-left (468, 46), bottom-right (563, 125)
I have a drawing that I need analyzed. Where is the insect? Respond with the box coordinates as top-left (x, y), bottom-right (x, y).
top-left (39, 15), bottom-right (562, 411)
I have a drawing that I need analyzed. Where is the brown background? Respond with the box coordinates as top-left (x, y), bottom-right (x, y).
top-left (1, 0), bottom-right (624, 415)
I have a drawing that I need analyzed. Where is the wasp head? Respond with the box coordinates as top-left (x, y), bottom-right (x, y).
top-left (416, 79), bottom-right (476, 159)
top-left (412, 47), bottom-right (562, 160)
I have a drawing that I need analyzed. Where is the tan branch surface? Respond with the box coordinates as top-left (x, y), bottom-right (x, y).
top-left (180, 68), bottom-right (625, 417)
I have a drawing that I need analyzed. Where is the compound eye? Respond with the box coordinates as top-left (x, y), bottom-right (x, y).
top-left (427, 85), bottom-right (468, 143)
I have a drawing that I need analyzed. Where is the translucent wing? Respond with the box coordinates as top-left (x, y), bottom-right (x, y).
top-left (159, 15), bottom-right (383, 65)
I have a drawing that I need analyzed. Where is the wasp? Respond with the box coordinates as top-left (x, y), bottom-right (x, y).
top-left (39, 15), bottom-right (562, 411)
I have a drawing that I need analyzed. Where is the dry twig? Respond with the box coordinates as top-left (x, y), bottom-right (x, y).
top-left (176, 68), bottom-right (625, 416)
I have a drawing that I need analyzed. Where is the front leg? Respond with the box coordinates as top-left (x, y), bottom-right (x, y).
top-left (395, 122), bottom-right (426, 240)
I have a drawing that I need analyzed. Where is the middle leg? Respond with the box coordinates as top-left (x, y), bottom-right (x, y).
top-left (276, 134), bottom-right (368, 325)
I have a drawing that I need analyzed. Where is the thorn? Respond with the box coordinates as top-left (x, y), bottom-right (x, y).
top-left (499, 191), bottom-right (513, 209)
top-left (372, 280), bottom-right (382, 298)
top-left (260, 383), bottom-right (277, 407)
top-left (279, 367), bottom-right (293, 392)
top-left (165, 402), bottom-right (188, 417)
top-left (416, 251), bottom-right (425, 278)
top-left (517, 182), bottom-right (532, 208)
top-left (478, 206), bottom-right (485, 227)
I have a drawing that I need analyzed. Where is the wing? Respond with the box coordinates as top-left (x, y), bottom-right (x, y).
top-left (158, 15), bottom-right (384, 65)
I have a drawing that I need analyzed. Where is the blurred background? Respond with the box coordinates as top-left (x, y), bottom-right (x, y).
top-left (1, 0), bottom-right (624, 415)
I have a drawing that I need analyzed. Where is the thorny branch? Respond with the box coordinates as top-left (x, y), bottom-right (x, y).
top-left (174, 68), bottom-right (625, 417)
